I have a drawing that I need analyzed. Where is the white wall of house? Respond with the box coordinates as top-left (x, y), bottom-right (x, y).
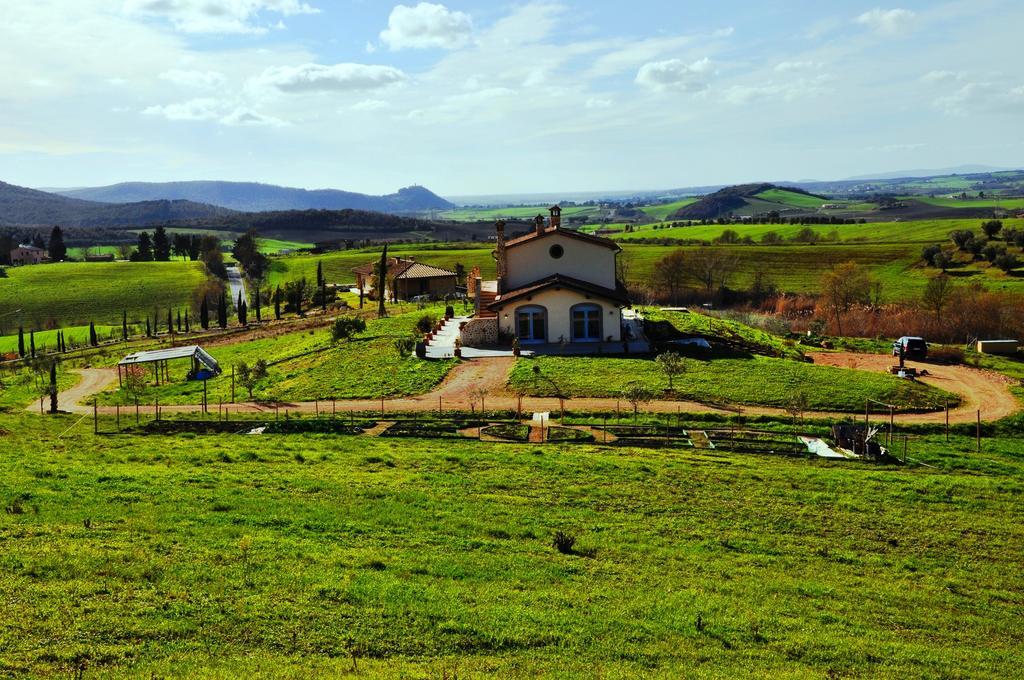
top-left (495, 287), bottom-right (622, 343)
top-left (504, 234), bottom-right (617, 290)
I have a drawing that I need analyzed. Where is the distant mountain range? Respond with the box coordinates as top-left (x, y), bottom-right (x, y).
top-left (844, 165), bottom-right (1011, 181)
top-left (0, 181), bottom-right (234, 228)
top-left (51, 181), bottom-right (454, 214)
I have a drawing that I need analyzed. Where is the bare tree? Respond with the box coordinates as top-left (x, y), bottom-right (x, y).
top-left (686, 248), bottom-right (739, 294)
top-left (652, 250), bottom-right (687, 301)
top-left (922, 273), bottom-right (954, 323)
top-left (820, 261), bottom-right (873, 336)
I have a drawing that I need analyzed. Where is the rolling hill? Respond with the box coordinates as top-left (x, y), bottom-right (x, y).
top-left (668, 184), bottom-right (828, 220)
top-left (0, 180), bottom-right (234, 227)
top-left (54, 181), bottom-right (455, 214)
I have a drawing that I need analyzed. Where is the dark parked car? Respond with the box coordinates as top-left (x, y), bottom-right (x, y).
top-left (892, 336), bottom-right (928, 359)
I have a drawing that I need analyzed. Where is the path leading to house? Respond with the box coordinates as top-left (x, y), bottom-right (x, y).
top-left (46, 351), bottom-right (1018, 424)
top-left (226, 266), bottom-right (247, 308)
top-left (29, 368), bottom-right (119, 414)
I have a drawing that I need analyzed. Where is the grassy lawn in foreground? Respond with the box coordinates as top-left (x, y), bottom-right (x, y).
top-left (643, 308), bottom-right (804, 360)
top-left (509, 355), bottom-right (957, 412)
top-left (0, 410), bottom-right (1021, 677)
top-left (94, 306), bottom-right (455, 406)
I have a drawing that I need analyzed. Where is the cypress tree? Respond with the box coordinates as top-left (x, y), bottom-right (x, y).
top-left (145, 317), bottom-right (151, 337)
top-left (89, 322), bottom-right (98, 346)
top-left (377, 244), bottom-right (388, 318)
top-left (218, 292), bottom-right (227, 329)
top-left (200, 297), bottom-right (209, 330)
top-left (239, 300), bottom-right (247, 326)
top-left (49, 362), bottom-right (58, 414)
top-left (122, 310), bottom-right (128, 342)
top-left (185, 311), bottom-right (191, 333)
top-left (321, 281), bottom-right (327, 311)
top-left (60, 331), bottom-right (66, 353)
top-left (316, 260), bottom-right (324, 287)
top-left (254, 288), bottom-right (261, 322)
top-left (274, 285), bottom-right (282, 320)
top-left (30, 331), bottom-right (36, 358)
top-left (237, 291), bottom-right (243, 315)
top-left (17, 327), bottom-right (24, 358)
top-left (177, 310), bottom-right (182, 332)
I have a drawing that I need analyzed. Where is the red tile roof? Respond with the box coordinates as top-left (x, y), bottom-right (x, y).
top-left (503, 227), bottom-right (621, 252)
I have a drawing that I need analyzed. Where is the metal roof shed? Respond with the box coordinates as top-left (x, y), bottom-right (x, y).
top-left (117, 345), bottom-right (220, 387)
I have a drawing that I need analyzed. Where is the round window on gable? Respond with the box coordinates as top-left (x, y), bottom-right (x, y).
top-left (549, 244), bottom-right (565, 259)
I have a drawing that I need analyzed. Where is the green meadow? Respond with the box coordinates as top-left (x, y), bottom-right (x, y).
top-left (0, 403), bottom-right (1021, 676)
top-left (0, 261), bottom-right (208, 333)
top-left (95, 306), bottom-right (456, 406)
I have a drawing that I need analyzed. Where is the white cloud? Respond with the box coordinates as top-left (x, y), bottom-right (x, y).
top-left (143, 97), bottom-right (222, 121)
top-left (143, 98), bottom-right (284, 126)
top-left (635, 57), bottom-right (713, 93)
top-left (775, 61), bottom-right (821, 73)
top-left (855, 8), bottom-right (916, 36)
top-left (585, 97), bottom-right (613, 109)
top-left (159, 69), bottom-right (227, 89)
top-left (380, 2), bottom-right (473, 50)
top-left (712, 27), bottom-right (735, 38)
top-left (249, 63), bottom-right (408, 95)
top-left (220, 106), bottom-right (286, 126)
top-left (933, 81), bottom-right (1024, 115)
top-left (123, 0), bottom-right (319, 34)
top-left (920, 70), bottom-right (965, 83)
top-left (723, 75), bottom-right (833, 105)
top-left (351, 99), bottom-right (390, 111)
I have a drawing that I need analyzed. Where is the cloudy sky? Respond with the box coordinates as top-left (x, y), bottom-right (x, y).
top-left (2, 0), bottom-right (1022, 196)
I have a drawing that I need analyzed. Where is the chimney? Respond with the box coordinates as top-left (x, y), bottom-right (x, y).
top-left (495, 220), bottom-right (507, 293)
top-left (533, 214), bottom-right (545, 234)
top-left (549, 204), bottom-right (562, 230)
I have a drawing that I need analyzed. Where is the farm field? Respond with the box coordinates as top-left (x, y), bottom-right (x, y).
top-left (267, 247), bottom-right (496, 286)
top-left (439, 204), bottom-right (601, 222)
top-left (95, 306), bottom-right (456, 406)
top-left (910, 196), bottom-right (1024, 210)
top-left (753, 188), bottom-right (827, 209)
top-left (0, 261), bottom-right (208, 334)
top-left (640, 197), bottom-right (699, 220)
top-left (0, 325), bottom-right (120, 355)
top-left (509, 355), bottom-right (955, 412)
top-left (1, 406), bottom-right (1022, 676)
top-left (616, 217), bottom-right (1024, 244)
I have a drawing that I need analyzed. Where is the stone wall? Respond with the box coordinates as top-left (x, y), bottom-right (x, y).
top-left (460, 317), bottom-right (499, 347)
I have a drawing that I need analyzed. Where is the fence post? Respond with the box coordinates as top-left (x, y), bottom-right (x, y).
top-left (231, 365), bottom-right (235, 403)
top-left (116, 404), bottom-right (120, 432)
top-left (93, 398), bottom-right (98, 434)
top-left (156, 397), bottom-right (160, 422)
top-left (977, 410), bottom-right (981, 453)
top-left (945, 401), bottom-right (949, 442)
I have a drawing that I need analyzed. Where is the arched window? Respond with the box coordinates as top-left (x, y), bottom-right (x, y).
top-left (515, 305), bottom-right (547, 344)
top-left (571, 303), bottom-right (602, 342)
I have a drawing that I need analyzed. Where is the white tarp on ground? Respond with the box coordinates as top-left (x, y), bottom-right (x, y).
top-left (800, 436), bottom-right (854, 459)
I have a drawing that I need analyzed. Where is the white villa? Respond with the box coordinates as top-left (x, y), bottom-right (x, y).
top-left (461, 206), bottom-right (631, 349)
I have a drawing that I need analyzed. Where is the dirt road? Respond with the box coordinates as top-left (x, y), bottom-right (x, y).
top-left (48, 352), bottom-right (1019, 425)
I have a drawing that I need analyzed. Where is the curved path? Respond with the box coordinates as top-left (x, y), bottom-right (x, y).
top-left (46, 352), bottom-right (1018, 424)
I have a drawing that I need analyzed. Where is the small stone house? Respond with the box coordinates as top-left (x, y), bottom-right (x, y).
top-left (353, 256), bottom-right (458, 301)
top-left (9, 244), bottom-right (48, 266)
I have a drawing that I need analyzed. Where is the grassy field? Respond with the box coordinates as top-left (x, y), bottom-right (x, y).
top-left (95, 306), bottom-right (456, 406)
top-left (640, 197), bottom-right (699, 221)
top-left (0, 325), bottom-right (123, 355)
top-left (643, 308), bottom-right (804, 360)
top-left (911, 196), bottom-right (1024, 210)
top-left (753, 188), bottom-right (827, 209)
top-left (509, 355), bottom-right (956, 412)
top-left (0, 406), bottom-right (1021, 676)
top-left (0, 261), bottom-right (208, 334)
top-left (439, 205), bottom-right (601, 222)
top-left (617, 217), bottom-right (1024, 244)
top-left (267, 247), bottom-right (496, 287)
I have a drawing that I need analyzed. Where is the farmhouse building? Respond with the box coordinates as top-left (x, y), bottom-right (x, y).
top-left (353, 256), bottom-right (458, 301)
top-left (462, 206), bottom-right (630, 347)
top-left (9, 244), bottom-right (48, 266)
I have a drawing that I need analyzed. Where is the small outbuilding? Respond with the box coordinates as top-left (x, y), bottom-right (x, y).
top-left (976, 339), bottom-right (1019, 355)
top-left (117, 345), bottom-right (221, 386)
top-left (353, 256), bottom-right (458, 301)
